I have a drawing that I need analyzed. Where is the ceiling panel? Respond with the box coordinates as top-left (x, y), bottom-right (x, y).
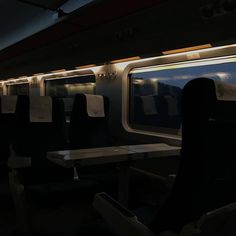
top-left (18, 0), bottom-right (69, 10)
top-left (0, 0), bottom-right (164, 65)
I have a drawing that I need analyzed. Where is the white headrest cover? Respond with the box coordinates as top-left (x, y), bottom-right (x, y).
top-left (85, 94), bottom-right (105, 117)
top-left (1, 96), bottom-right (17, 114)
top-left (30, 96), bottom-right (52, 122)
top-left (215, 81), bottom-right (236, 101)
top-left (140, 96), bottom-right (157, 115)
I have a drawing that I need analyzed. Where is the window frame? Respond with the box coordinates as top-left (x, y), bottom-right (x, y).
top-left (6, 81), bottom-right (30, 96)
top-left (122, 45), bottom-right (236, 140)
top-left (41, 69), bottom-right (96, 96)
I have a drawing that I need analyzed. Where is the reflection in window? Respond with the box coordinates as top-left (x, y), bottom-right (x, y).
top-left (7, 83), bottom-right (30, 96)
top-left (129, 57), bottom-right (236, 136)
top-left (45, 74), bottom-right (96, 117)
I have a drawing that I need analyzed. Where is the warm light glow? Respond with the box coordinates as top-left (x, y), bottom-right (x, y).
top-left (33, 73), bottom-right (45, 76)
top-left (41, 67), bottom-right (99, 79)
top-left (3, 66), bottom-right (100, 84)
top-left (18, 75), bottom-right (28, 79)
top-left (130, 55), bottom-right (236, 74)
top-left (6, 81), bottom-right (29, 86)
top-left (115, 44), bottom-right (236, 70)
top-left (75, 64), bottom-right (97, 69)
top-left (44, 73), bottom-right (95, 81)
top-left (51, 69), bottom-right (66, 73)
top-left (186, 52), bottom-right (201, 60)
top-left (111, 56), bottom-right (141, 63)
top-left (162, 44), bottom-right (212, 55)
top-left (3, 43), bottom-right (236, 85)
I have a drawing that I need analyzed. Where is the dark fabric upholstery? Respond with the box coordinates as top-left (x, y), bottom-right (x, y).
top-left (0, 112), bottom-right (15, 161)
top-left (0, 96), bottom-right (16, 174)
top-left (69, 93), bottom-right (111, 149)
top-left (13, 95), bottom-right (73, 185)
top-left (150, 78), bottom-right (236, 234)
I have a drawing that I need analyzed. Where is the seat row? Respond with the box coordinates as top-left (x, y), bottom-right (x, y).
top-left (0, 93), bottom-right (114, 235)
top-left (0, 93), bottom-right (111, 180)
top-left (0, 93), bottom-right (111, 155)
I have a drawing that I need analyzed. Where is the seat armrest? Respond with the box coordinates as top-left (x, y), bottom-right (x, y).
top-left (178, 202), bottom-right (236, 236)
top-left (8, 157), bottom-right (31, 169)
top-left (197, 201), bottom-right (236, 227)
top-left (93, 192), bottom-right (155, 236)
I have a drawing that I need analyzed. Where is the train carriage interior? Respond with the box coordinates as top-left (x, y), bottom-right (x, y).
top-left (2, 0), bottom-right (236, 235)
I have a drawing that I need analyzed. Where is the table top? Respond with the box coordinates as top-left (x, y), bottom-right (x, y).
top-left (47, 143), bottom-right (181, 168)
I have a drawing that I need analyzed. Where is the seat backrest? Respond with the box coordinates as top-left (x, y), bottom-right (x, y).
top-left (179, 202), bottom-right (236, 236)
top-left (0, 96), bottom-right (17, 161)
top-left (150, 78), bottom-right (236, 234)
top-left (14, 95), bottom-right (67, 155)
top-left (13, 95), bottom-right (72, 184)
top-left (69, 93), bottom-right (111, 149)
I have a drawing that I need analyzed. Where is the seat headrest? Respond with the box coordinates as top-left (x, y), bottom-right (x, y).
top-left (215, 81), bottom-right (236, 101)
top-left (30, 96), bottom-right (52, 122)
top-left (85, 94), bottom-right (105, 117)
top-left (1, 96), bottom-right (17, 114)
top-left (140, 95), bottom-right (157, 115)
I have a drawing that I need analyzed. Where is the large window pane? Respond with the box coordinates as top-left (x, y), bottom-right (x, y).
top-left (129, 57), bottom-right (236, 136)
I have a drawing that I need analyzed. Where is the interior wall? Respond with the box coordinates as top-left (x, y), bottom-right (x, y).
top-left (0, 0), bottom-right (236, 79)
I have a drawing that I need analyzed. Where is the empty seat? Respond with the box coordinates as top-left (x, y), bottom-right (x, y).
top-left (150, 77), bottom-right (236, 234)
top-left (94, 77), bottom-right (236, 235)
top-left (93, 192), bottom-right (236, 236)
top-left (69, 93), bottom-right (111, 149)
top-left (12, 95), bottom-right (73, 185)
top-left (10, 95), bottom-right (107, 235)
top-left (0, 96), bottom-right (17, 175)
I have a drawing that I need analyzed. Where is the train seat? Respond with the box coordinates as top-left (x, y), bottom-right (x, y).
top-left (9, 95), bottom-right (113, 235)
top-left (0, 95), bottom-right (17, 177)
top-left (93, 192), bottom-right (236, 236)
top-left (69, 93), bottom-right (111, 149)
top-left (12, 95), bottom-right (72, 185)
top-left (93, 77), bottom-right (236, 235)
top-left (8, 95), bottom-right (76, 235)
top-left (68, 93), bottom-right (118, 187)
top-left (149, 77), bottom-right (236, 234)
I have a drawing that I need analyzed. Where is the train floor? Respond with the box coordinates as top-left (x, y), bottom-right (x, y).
top-left (0, 169), bottom-right (166, 236)
top-left (0, 176), bottom-right (116, 236)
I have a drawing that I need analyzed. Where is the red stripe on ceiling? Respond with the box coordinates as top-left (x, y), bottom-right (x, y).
top-left (0, 0), bottom-right (164, 63)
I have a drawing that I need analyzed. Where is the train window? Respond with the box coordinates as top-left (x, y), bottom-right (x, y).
top-left (45, 74), bottom-right (96, 117)
top-left (128, 56), bottom-right (236, 136)
top-left (7, 83), bottom-right (30, 96)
